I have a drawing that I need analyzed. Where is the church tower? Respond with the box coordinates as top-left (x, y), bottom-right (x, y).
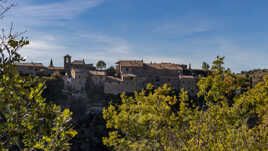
top-left (64, 54), bottom-right (71, 68)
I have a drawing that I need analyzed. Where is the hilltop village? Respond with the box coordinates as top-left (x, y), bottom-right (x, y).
top-left (15, 55), bottom-right (207, 97)
top-left (14, 55), bottom-right (207, 150)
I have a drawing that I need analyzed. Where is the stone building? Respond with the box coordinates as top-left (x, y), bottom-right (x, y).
top-left (15, 62), bottom-right (65, 76)
top-left (64, 54), bottom-right (95, 71)
top-left (63, 55), bottom-right (96, 92)
top-left (15, 55), bottom-right (96, 93)
top-left (103, 60), bottom-right (206, 95)
top-left (15, 63), bottom-right (47, 76)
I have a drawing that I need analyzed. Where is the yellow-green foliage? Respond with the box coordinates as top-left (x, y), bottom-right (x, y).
top-left (0, 37), bottom-right (77, 150)
top-left (103, 56), bottom-right (268, 151)
top-left (0, 65), bottom-right (77, 151)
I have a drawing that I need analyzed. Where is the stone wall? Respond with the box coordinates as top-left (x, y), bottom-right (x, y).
top-left (119, 65), bottom-right (182, 78)
top-left (90, 75), bottom-right (106, 86)
top-left (104, 77), bottom-right (143, 94)
top-left (179, 78), bottom-right (199, 96)
top-left (103, 76), bottom-right (197, 95)
top-left (64, 68), bottom-right (89, 93)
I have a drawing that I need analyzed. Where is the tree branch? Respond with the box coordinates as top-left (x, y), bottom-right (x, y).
top-left (0, 0), bottom-right (15, 19)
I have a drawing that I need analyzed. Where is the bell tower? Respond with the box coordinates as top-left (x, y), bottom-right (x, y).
top-left (64, 54), bottom-right (71, 68)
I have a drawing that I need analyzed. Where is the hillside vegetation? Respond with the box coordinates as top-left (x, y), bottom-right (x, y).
top-left (103, 56), bottom-right (268, 151)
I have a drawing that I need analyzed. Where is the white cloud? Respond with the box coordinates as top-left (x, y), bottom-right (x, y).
top-left (153, 15), bottom-right (216, 36)
top-left (106, 45), bottom-right (131, 54)
top-left (7, 0), bottom-right (104, 26)
top-left (29, 41), bottom-right (64, 51)
top-left (77, 32), bottom-right (132, 55)
top-left (179, 38), bottom-right (268, 73)
top-left (20, 38), bottom-right (67, 65)
top-left (215, 40), bottom-right (268, 72)
top-left (18, 31), bottom-right (134, 66)
top-left (155, 22), bottom-right (211, 35)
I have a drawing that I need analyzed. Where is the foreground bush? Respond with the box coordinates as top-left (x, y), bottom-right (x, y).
top-left (103, 56), bottom-right (268, 151)
top-left (0, 34), bottom-right (77, 150)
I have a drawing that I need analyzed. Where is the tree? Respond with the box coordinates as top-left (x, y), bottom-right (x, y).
top-left (103, 84), bottom-right (186, 151)
top-left (0, 68), bottom-right (78, 150)
top-left (0, 41), bottom-right (77, 151)
top-left (198, 56), bottom-right (240, 104)
top-left (49, 58), bottom-right (54, 67)
top-left (106, 66), bottom-right (116, 76)
top-left (0, 3), bottom-right (77, 150)
top-left (103, 56), bottom-right (268, 151)
top-left (202, 61), bottom-right (210, 71)
top-left (96, 60), bottom-right (106, 70)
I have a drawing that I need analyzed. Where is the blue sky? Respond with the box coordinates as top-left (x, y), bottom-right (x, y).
top-left (2, 0), bottom-right (268, 72)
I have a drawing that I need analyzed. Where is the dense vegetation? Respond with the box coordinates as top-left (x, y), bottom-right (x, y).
top-left (103, 56), bottom-right (268, 151)
top-left (0, 23), bottom-right (77, 151)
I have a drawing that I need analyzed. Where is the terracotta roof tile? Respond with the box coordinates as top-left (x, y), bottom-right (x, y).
top-left (145, 63), bottom-right (183, 70)
top-left (72, 60), bottom-right (85, 65)
top-left (116, 60), bottom-right (143, 67)
top-left (15, 63), bottom-right (44, 67)
top-left (48, 67), bottom-right (65, 70)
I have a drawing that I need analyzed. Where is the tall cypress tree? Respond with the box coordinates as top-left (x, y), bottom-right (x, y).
top-left (49, 58), bottom-right (54, 67)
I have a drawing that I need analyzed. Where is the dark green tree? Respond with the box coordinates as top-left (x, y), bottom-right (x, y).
top-left (202, 61), bottom-right (210, 71)
top-left (106, 66), bottom-right (116, 76)
top-left (96, 60), bottom-right (106, 70)
top-left (49, 58), bottom-right (54, 67)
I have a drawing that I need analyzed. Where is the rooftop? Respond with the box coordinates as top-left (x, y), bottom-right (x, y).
top-left (116, 60), bottom-right (144, 67)
top-left (48, 67), bottom-right (65, 70)
top-left (15, 63), bottom-right (44, 67)
top-left (72, 60), bottom-right (85, 65)
top-left (145, 63), bottom-right (184, 70)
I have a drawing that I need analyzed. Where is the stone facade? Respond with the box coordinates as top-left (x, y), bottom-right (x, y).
top-left (101, 60), bottom-right (205, 95)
